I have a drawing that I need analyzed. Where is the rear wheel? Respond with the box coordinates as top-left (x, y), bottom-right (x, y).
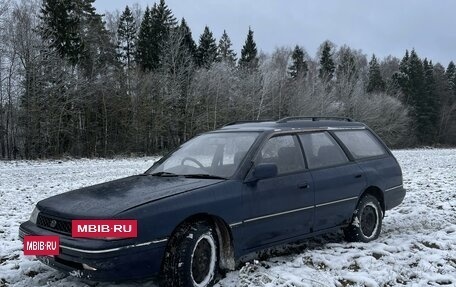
top-left (161, 221), bottom-right (219, 287)
top-left (344, 195), bottom-right (382, 242)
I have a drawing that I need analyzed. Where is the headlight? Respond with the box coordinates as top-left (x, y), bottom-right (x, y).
top-left (29, 207), bottom-right (39, 224)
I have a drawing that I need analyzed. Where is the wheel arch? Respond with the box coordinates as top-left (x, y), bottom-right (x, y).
top-left (359, 186), bottom-right (385, 215)
top-left (165, 213), bottom-right (236, 271)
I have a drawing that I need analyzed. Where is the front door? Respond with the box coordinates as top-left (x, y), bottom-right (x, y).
top-left (243, 134), bottom-right (314, 249)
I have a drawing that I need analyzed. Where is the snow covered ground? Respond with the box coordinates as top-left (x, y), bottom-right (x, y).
top-left (0, 149), bottom-right (455, 287)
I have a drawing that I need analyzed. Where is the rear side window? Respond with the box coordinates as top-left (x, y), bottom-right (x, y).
top-left (299, 132), bottom-right (349, 169)
top-left (334, 130), bottom-right (387, 159)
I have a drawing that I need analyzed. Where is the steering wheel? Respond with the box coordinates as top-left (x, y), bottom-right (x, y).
top-left (181, 157), bottom-right (205, 169)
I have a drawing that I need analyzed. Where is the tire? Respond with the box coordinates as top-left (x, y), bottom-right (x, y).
top-left (344, 195), bottom-right (382, 242)
top-left (161, 221), bottom-right (219, 287)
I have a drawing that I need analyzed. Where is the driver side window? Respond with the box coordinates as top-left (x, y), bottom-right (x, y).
top-left (256, 135), bottom-right (305, 175)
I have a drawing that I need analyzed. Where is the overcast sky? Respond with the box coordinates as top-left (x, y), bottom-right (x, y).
top-left (93, 0), bottom-right (455, 66)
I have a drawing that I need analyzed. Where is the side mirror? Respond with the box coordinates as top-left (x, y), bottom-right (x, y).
top-left (252, 163), bottom-right (278, 180)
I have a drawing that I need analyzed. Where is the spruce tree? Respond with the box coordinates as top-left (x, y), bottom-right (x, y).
top-left (367, 54), bottom-right (385, 93)
top-left (408, 50), bottom-right (425, 106)
top-left (406, 50), bottom-right (437, 143)
top-left (217, 30), bottom-right (237, 65)
top-left (399, 50), bottom-right (410, 74)
top-left (40, 0), bottom-right (80, 64)
top-left (420, 59), bottom-right (440, 143)
top-left (178, 18), bottom-right (197, 61)
top-left (446, 61), bottom-right (456, 94)
top-left (318, 41), bottom-right (335, 81)
top-left (392, 50), bottom-right (412, 99)
top-left (151, 0), bottom-right (176, 68)
top-left (196, 26), bottom-right (218, 68)
top-left (136, 6), bottom-right (154, 71)
top-left (239, 27), bottom-right (258, 70)
top-left (39, 0), bottom-right (101, 65)
top-left (117, 5), bottom-right (137, 70)
top-left (136, 1), bottom-right (177, 71)
top-left (437, 63), bottom-right (455, 143)
top-left (336, 47), bottom-right (357, 82)
top-left (289, 45), bottom-right (308, 78)
top-left (153, 0), bottom-right (177, 31)
top-left (435, 63), bottom-right (453, 107)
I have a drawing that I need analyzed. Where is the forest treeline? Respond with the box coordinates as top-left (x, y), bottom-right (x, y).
top-left (0, 0), bottom-right (455, 159)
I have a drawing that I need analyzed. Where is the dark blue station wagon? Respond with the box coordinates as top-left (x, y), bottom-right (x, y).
top-left (19, 117), bottom-right (406, 287)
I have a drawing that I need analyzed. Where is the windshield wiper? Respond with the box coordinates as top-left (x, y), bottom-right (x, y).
top-left (182, 174), bottom-right (227, 180)
top-left (150, 171), bottom-right (178, 177)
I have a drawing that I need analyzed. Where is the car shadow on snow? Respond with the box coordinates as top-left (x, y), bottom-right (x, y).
top-left (29, 233), bottom-right (346, 287)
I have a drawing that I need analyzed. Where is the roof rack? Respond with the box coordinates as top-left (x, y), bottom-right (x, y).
top-left (224, 119), bottom-right (274, 126)
top-left (276, 116), bottom-right (353, 123)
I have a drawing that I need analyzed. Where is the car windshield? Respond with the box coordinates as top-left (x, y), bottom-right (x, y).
top-left (148, 132), bottom-right (260, 178)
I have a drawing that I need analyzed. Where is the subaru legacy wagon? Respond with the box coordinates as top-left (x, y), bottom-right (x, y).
top-left (19, 117), bottom-right (405, 287)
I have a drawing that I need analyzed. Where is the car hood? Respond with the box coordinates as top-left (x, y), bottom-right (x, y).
top-left (36, 175), bottom-right (223, 219)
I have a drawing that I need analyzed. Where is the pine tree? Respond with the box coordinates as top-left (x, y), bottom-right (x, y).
top-left (136, 6), bottom-right (154, 71)
top-left (217, 30), bottom-right (237, 65)
top-left (318, 41), bottom-right (335, 81)
top-left (117, 5), bottom-right (137, 70)
top-left (239, 27), bottom-right (258, 70)
top-left (178, 18), bottom-right (197, 61)
top-left (289, 45), bottom-right (307, 78)
top-left (196, 26), bottom-right (218, 68)
top-left (367, 54), bottom-right (385, 93)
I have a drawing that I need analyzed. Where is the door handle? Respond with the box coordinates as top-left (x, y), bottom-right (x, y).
top-left (298, 182), bottom-right (310, 189)
top-left (355, 174), bottom-right (362, 178)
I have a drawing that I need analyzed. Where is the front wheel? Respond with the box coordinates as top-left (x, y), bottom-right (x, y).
top-left (344, 195), bottom-right (382, 242)
top-left (161, 221), bottom-right (219, 287)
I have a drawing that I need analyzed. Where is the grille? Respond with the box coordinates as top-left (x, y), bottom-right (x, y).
top-left (37, 214), bottom-right (72, 235)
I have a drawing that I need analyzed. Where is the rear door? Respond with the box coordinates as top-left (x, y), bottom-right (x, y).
top-left (299, 132), bottom-right (366, 231)
top-left (332, 129), bottom-right (404, 209)
top-left (243, 134), bottom-right (314, 249)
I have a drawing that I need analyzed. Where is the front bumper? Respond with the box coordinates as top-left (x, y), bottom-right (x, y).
top-left (19, 221), bottom-right (167, 282)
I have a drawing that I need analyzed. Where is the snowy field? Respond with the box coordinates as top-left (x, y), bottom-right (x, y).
top-left (0, 149), bottom-right (455, 287)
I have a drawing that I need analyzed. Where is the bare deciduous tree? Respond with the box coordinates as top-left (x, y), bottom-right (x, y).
top-left (0, 1), bottom-right (453, 159)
